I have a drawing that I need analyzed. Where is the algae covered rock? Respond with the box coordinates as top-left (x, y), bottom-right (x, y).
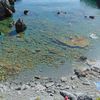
top-left (0, 18), bottom-right (13, 34)
top-left (56, 36), bottom-right (89, 48)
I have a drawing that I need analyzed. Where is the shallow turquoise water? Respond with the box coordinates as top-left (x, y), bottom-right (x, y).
top-left (1, 0), bottom-right (100, 81)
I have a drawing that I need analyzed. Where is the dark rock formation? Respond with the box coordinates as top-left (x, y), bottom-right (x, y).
top-left (89, 16), bottom-right (95, 19)
top-left (15, 18), bottom-right (27, 33)
top-left (24, 10), bottom-right (29, 15)
top-left (8, 0), bottom-right (15, 5)
top-left (96, 0), bottom-right (100, 8)
top-left (0, 0), bottom-right (15, 20)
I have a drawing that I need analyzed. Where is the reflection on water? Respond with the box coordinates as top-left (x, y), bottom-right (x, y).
top-left (0, 0), bottom-right (100, 81)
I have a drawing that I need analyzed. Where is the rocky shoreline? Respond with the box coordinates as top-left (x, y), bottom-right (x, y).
top-left (0, 59), bottom-right (100, 100)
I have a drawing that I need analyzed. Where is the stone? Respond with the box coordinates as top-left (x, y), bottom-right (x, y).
top-left (17, 91), bottom-right (21, 95)
top-left (89, 16), bottom-right (95, 19)
top-left (57, 11), bottom-right (60, 15)
top-left (45, 82), bottom-right (54, 88)
top-left (8, 0), bottom-right (15, 5)
top-left (15, 87), bottom-right (21, 91)
top-left (61, 77), bottom-right (68, 82)
top-left (0, 0), bottom-right (15, 20)
top-left (77, 95), bottom-right (93, 100)
top-left (55, 36), bottom-right (89, 48)
top-left (21, 84), bottom-right (30, 90)
top-left (74, 69), bottom-right (87, 78)
top-left (60, 86), bottom-right (70, 90)
top-left (79, 56), bottom-right (87, 62)
top-left (70, 75), bottom-right (77, 80)
top-left (35, 84), bottom-right (46, 91)
top-left (91, 67), bottom-right (100, 73)
top-left (34, 76), bottom-right (41, 79)
top-left (24, 10), bottom-right (29, 15)
top-left (89, 33), bottom-right (98, 39)
top-left (72, 86), bottom-right (76, 89)
top-left (15, 18), bottom-right (27, 33)
top-left (81, 79), bottom-right (91, 85)
top-left (57, 11), bottom-right (67, 15)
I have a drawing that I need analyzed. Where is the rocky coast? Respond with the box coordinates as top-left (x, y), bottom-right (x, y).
top-left (0, 59), bottom-right (100, 100)
top-left (0, 0), bottom-right (100, 100)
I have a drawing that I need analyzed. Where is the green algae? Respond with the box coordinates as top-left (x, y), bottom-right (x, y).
top-left (0, 18), bottom-right (13, 34)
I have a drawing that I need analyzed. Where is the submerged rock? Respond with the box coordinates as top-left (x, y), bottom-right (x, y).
top-left (55, 36), bottom-right (89, 48)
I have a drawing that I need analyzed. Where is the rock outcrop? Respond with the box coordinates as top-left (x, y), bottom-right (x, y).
top-left (15, 18), bottom-right (27, 33)
top-left (0, 0), bottom-right (15, 20)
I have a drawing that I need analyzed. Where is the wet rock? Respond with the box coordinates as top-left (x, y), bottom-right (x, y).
top-left (15, 18), bottom-right (27, 33)
top-left (34, 76), bottom-right (41, 79)
top-left (0, 1), bottom-right (13, 20)
top-left (70, 75), bottom-right (77, 80)
top-left (89, 16), bottom-right (95, 19)
top-left (79, 56), bottom-right (87, 62)
top-left (57, 11), bottom-right (60, 15)
top-left (15, 87), bottom-right (21, 91)
top-left (74, 69), bottom-right (87, 78)
top-left (57, 11), bottom-right (67, 15)
top-left (24, 10), bottom-right (29, 15)
top-left (55, 36), bottom-right (89, 48)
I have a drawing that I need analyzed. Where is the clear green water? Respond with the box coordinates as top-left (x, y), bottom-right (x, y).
top-left (0, 0), bottom-right (100, 81)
